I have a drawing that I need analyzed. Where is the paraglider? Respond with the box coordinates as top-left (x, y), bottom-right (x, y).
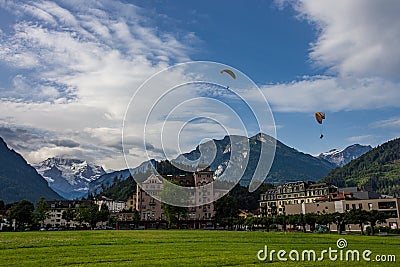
top-left (315, 112), bottom-right (325, 124)
top-left (315, 112), bottom-right (325, 139)
top-left (220, 69), bottom-right (236, 79)
top-left (220, 69), bottom-right (236, 89)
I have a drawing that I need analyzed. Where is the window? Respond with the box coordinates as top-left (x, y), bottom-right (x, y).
top-left (382, 210), bottom-right (398, 218)
top-left (368, 203), bottom-right (373, 210)
top-left (352, 204), bottom-right (356, 210)
top-left (358, 203), bottom-right (363, 209)
top-left (378, 201), bottom-right (396, 209)
top-left (346, 204), bottom-right (350, 210)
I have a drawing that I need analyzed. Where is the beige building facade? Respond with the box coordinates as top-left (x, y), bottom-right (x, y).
top-left (131, 166), bottom-right (216, 229)
top-left (259, 181), bottom-right (400, 232)
top-left (44, 200), bottom-right (92, 228)
top-left (259, 181), bottom-right (337, 216)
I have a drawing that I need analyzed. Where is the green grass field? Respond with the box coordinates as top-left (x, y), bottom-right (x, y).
top-left (0, 230), bottom-right (399, 266)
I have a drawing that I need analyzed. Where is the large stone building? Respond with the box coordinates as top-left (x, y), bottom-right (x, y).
top-left (259, 181), bottom-right (400, 232)
top-left (259, 181), bottom-right (337, 216)
top-left (284, 197), bottom-right (400, 231)
top-left (132, 166), bottom-right (216, 229)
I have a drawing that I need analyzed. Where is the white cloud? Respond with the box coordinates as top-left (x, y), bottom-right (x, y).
top-left (265, 0), bottom-right (400, 113)
top-left (260, 76), bottom-right (400, 112)
top-left (346, 135), bottom-right (374, 143)
top-left (0, 0), bottom-right (197, 169)
top-left (370, 117), bottom-right (400, 129)
top-left (282, 0), bottom-right (400, 80)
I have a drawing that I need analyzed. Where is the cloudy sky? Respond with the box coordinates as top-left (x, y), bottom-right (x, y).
top-left (0, 0), bottom-right (399, 171)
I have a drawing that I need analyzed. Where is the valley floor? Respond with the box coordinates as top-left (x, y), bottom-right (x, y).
top-left (0, 230), bottom-right (399, 266)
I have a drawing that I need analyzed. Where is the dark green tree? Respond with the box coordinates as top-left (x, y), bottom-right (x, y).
top-left (274, 214), bottom-right (287, 232)
top-left (261, 216), bottom-right (274, 232)
top-left (333, 212), bottom-right (345, 234)
top-left (316, 213), bottom-right (335, 232)
top-left (34, 196), bottom-right (50, 228)
top-left (62, 207), bottom-right (75, 229)
top-left (214, 194), bottom-right (239, 230)
top-left (286, 214), bottom-right (299, 230)
top-left (98, 204), bottom-right (110, 226)
top-left (345, 209), bottom-right (369, 235)
top-left (305, 213), bottom-right (318, 232)
top-left (85, 203), bottom-right (101, 229)
top-left (132, 209), bottom-right (140, 223)
top-left (366, 210), bottom-right (388, 235)
top-left (244, 216), bottom-right (256, 231)
top-left (160, 180), bottom-right (189, 229)
top-left (74, 204), bottom-right (88, 227)
top-left (9, 200), bottom-right (34, 229)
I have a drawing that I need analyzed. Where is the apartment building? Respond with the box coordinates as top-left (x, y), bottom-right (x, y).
top-left (284, 197), bottom-right (400, 231)
top-left (259, 181), bottom-right (400, 231)
top-left (259, 181), bottom-right (337, 216)
top-left (132, 166), bottom-right (216, 229)
top-left (44, 200), bottom-right (92, 228)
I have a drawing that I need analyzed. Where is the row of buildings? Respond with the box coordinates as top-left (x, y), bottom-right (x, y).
top-left (258, 181), bottom-right (400, 231)
top-left (43, 166), bottom-right (400, 232)
top-left (44, 166), bottom-right (219, 229)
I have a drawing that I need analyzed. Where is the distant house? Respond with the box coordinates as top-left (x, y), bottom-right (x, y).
top-left (44, 200), bottom-right (92, 228)
top-left (94, 196), bottom-right (126, 213)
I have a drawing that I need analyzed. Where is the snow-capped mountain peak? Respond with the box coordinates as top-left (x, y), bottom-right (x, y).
top-left (34, 157), bottom-right (106, 199)
top-left (319, 144), bottom-right (372, 167)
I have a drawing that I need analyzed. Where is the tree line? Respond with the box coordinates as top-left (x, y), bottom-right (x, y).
top-left (213, 194), bottom-right (392, 236)
top-left (322, 138), bottom-right (400, 196)
top-left (0, 196), bottom-right (111, 231)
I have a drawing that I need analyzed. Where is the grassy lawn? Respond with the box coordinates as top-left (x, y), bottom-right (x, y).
top-left (0, 230), bottom-right (399, 266)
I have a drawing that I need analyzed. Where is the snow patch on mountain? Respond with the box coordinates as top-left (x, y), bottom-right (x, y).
top-left (319, 144), bottom-right (372, 167)
top-left (34, 157), bottom-right (106, 200)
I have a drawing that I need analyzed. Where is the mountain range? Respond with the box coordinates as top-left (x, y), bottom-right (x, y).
top-left (88, 160), bottom-right (154, 196)
top-left (175, 133), bottom-right (335, 186)
top-left (320, 137), bottom-right (400, 196)
top-left (318, 144), bottom-right (372, 167)
top-left (0, 137), bottom-right (62, 203)
top-left (93, 133), bottom-right (337, 199)
top-left (34, 157), bottom-right (106, 200)
top-left (0, 132), bottom-right (379, 203)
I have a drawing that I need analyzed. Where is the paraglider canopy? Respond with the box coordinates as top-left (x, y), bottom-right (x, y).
top-left (220, 69), bottom-right (236, 79)
top-left (315, 112), bottom-right (325, 124)
top-left (315, 112), bottom-right (326, 139)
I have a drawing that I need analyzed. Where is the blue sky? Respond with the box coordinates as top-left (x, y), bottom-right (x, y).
top-left (0, 0), bottom-right (399, 170)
